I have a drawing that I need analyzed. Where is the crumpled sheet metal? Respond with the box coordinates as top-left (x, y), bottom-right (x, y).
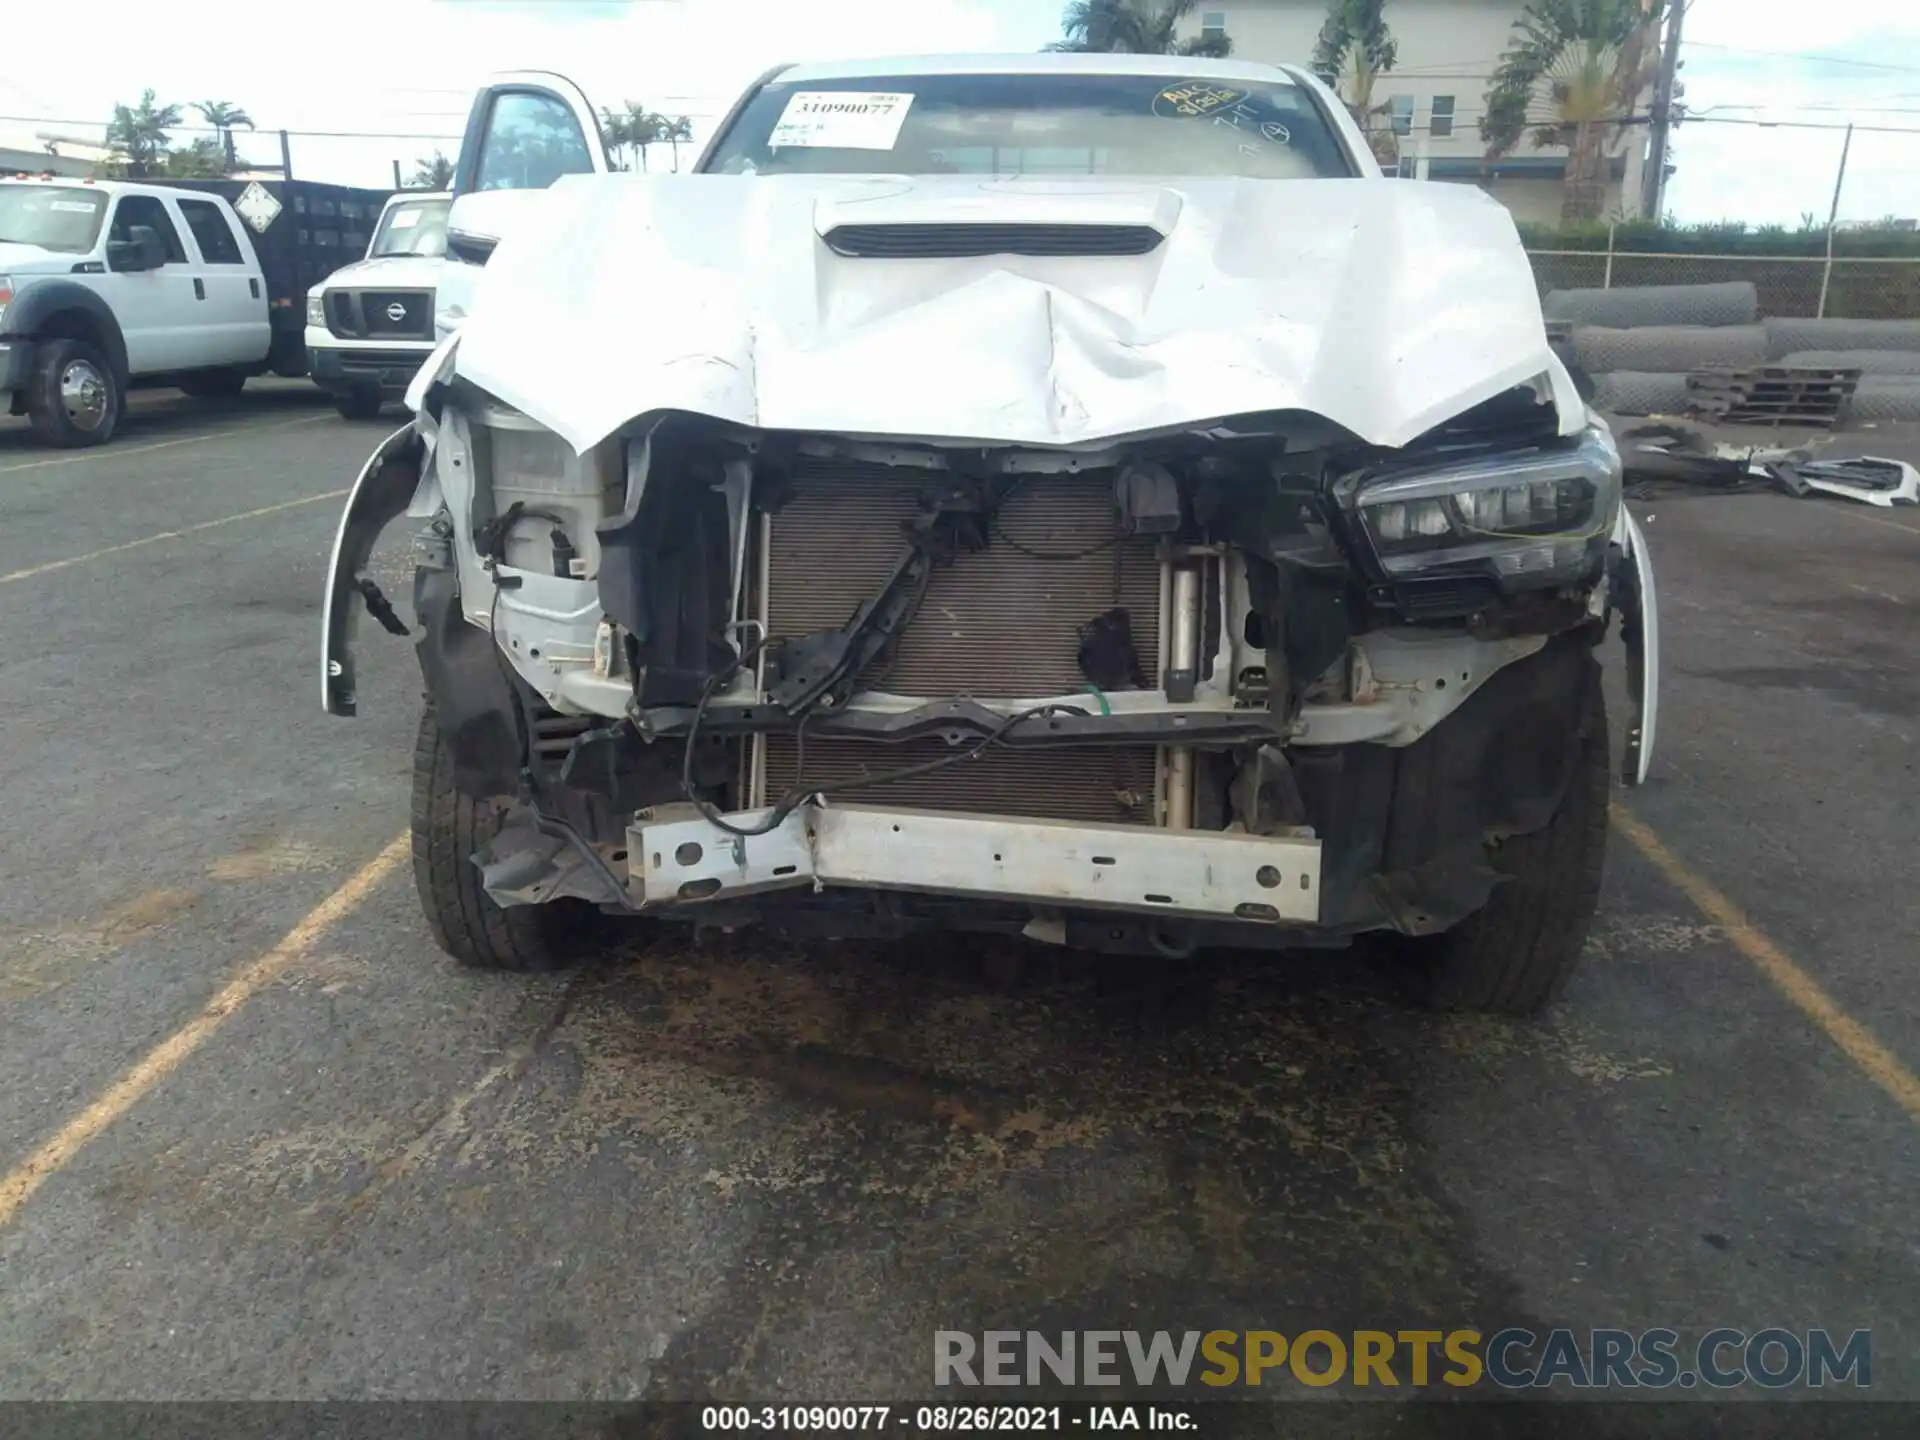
top-left (435, 172), bottom-right (1584, 455)
top-left (1614, 421), bottom-right (1918, 509)
top-left (1771, 456), bottom-right (1920, 508)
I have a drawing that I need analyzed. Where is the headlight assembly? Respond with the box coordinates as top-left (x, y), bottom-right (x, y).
top-left (1345, 424), bottom-right (1620, 589)
top-left (305, 292), bottom-right (326, 327)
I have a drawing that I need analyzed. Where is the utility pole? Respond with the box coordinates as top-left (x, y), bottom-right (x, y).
top-left (392, 158), bottom-right (403, 189)
top-left (278, 128), bottom-right (293, 181)
top-left (1642, 0), bottom-right (1686, 219)
top-left (1817, 123), bottom-right (1854, 318)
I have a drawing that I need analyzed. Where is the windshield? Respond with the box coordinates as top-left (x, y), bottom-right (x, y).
top-left (368, 197), bottom-right (450, 259)
top-left (0, 185), bottom-right (109, 254)
top-left (704, 72), bottom-right (1353, 181)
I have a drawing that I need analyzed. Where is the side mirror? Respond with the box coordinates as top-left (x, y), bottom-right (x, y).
top-left (444, 190), bottom-right (551, 268)
top-left (107, 224), bottom-right (166, 272)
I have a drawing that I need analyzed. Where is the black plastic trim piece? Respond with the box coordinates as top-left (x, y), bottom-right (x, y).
top-left (660, 696), bottom-right (1284, 747)
top-left (823, 223), bottom-right (1164, 259)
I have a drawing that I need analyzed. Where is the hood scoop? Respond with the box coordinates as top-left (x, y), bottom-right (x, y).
top-left (822, 222), bottom-right (1165, 259)
top-left (811, 182), bottom-right (1183, 261)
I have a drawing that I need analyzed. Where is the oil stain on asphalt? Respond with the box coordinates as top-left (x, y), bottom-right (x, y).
top-left (0, 889), bottom-right (201, 1001)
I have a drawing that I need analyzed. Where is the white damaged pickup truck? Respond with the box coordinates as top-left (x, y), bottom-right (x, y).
top-left (323, 55), bottom-right (1658, 1014)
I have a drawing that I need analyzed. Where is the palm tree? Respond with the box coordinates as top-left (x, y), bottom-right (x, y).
top-left (1482, 0), bottom-right (1665, 224)
top-left (193, 100), bottom-right (253, 168)
top-left (1047, 0), bottom-right (1233, 57)
top-left (598, 107), bottom-right (631, 169)
top-left (1311, 0), bottom-right (1400, 167)
top-left (624, 101), bottom-right (666, 171)
top-left (105, 90), bottom-right (182, 178)
top-left (661, 114), bottom-right (693, 172)
top-left (409, 150), bottom-right (455, 189)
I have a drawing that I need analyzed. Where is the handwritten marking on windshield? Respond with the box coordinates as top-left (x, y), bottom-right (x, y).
top-left (1154, 83), bottom-right (1247, 119)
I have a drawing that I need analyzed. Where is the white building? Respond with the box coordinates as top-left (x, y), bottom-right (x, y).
top-left (1179, 0), bottom-right (1651, 225)
top-left (0, 131), bottom-right (100, 178)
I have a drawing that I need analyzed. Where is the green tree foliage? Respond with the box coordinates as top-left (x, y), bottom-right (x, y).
top-left (1047, 0), bottom-right (1233, 57)
top-left (1481, 0), bottom-right (1664, 224)
top-left (410, 150), bottom-right (456, 189)
top-left (164, 137), bottom-right (231, 178)
top-left (599, 102), bottom-right (692, 171)
top-left (1310, 0), bottom-right (1399, 166)
top-left (105, 89), bottom-right (182, 178)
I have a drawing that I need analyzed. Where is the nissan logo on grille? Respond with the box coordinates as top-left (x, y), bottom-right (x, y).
top-left (385, 301), bottom-right (409, 323)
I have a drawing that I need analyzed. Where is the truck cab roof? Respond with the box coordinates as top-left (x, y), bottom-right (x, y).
top-left (0, 175), bottom-right (235, 207)
top-left (771, 52), bottom-right (1316, 85)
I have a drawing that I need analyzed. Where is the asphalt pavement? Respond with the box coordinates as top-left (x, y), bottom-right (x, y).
top-left (0, 386), bottom-right (1915, 1430)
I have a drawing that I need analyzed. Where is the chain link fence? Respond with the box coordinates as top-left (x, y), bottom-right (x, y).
top-left (1523, 249), bottom-right (1920, 320)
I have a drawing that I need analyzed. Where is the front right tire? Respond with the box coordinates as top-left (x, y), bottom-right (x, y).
top-left (178, 368), bottom-right (247, 399)
top-left (410, 706), bottom-right (617, 971)
top-left (26, 338), bottom-right (121, 447)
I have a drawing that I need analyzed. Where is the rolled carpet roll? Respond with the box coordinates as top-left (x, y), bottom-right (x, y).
top-left (1544, 281), bottom-right (1759, 328)
top-left (1575, 324), bottom-right (1769, 375)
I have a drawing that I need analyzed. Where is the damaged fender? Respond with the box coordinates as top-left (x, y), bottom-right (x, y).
top-left (1612, 507), bottom-right (1660, 786)
top-left (322, 423), bottom-right (425, 716)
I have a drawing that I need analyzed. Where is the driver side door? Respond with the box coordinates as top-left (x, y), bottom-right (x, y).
top-left (98, 194), bottom-right (197, 373)
top-left (438, 72), bottom-right (610, 337)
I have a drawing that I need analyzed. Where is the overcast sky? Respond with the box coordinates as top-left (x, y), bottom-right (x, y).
top-left (3, 0), bottom-right (1916, 224)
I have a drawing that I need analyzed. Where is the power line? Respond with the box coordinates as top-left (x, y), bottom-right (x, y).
top-left (1692, 102), bottom-right (1920, 116)
top-left (1680, 113), bottom-right (1920, 136)
top-left (0, 114), bottom-right (466, 141)
top-left (1685, 41), bottom-right (1920, 75)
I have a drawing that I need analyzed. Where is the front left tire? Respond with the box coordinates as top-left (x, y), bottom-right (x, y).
top-left (1418, 679), bottom-right (1611, 1015)
top-left (26, 338), bottom-right (121, 447)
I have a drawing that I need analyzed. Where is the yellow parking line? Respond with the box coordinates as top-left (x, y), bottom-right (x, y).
top-left (0, 834), bottom-right (408, 1231)
top-left (1615, 804), bottom-right (1920, 1122)
top-left (0, 489), bottom-right (348, 586)
top-left (0, 412), bottom-right (330, 477)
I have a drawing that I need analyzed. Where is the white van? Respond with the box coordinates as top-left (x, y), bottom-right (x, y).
top-left (303, 191), bottom-right (450, 419)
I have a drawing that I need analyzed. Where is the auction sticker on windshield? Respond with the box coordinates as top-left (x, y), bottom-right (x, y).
top-left (1153, 82), bottom-right (1248, 118)
top-left (769, 91), bottom-right (916, 149)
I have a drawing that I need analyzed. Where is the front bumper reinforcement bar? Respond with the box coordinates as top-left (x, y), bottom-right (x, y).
top-left (631, 803), bottom-right (1323, 924)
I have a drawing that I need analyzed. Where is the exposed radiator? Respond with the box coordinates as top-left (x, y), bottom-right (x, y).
top-left (760, 459), bottom-right (1164, 825)
top-left (766, 460), bottom-right (1161, 698)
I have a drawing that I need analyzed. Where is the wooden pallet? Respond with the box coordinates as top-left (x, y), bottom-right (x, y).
top-left (1688, 366), bottom-right (1862, 427)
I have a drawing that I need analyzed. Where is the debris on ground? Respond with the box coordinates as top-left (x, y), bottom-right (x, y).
top-left (1771, 456), bottom-right (1920, 508)
top-left (1613, 421), bottom-right (1918, 508)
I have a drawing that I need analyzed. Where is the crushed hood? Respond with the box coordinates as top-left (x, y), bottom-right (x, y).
top-left (442, 173), bottom-right (1578, 454)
